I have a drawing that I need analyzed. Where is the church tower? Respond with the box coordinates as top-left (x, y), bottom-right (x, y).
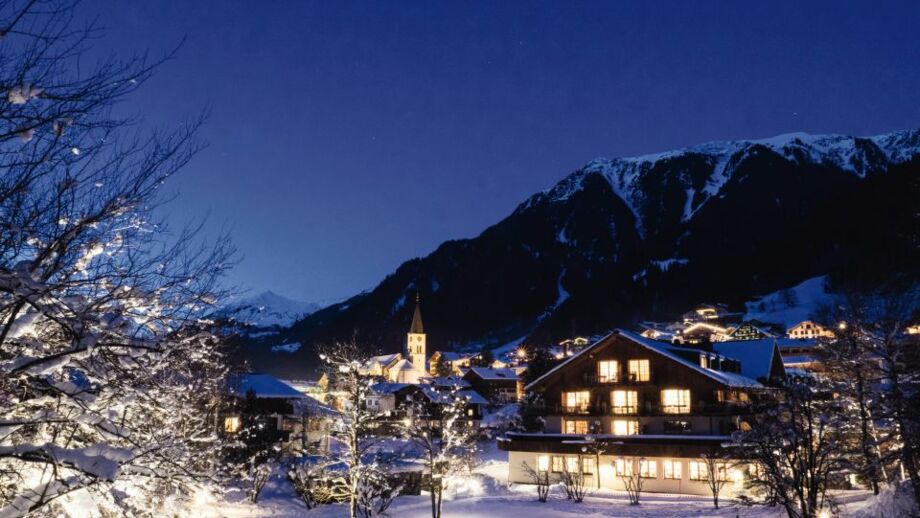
top-left (407, 294), bottom-right (426, 376)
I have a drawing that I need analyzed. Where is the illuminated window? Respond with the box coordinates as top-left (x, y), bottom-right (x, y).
top-left (639, 459), bottom-right (657, 479)
top-left (689, 460), bottom-right (709, 481)
top-left (564, 419), bottom-right (589, 434)
top-left (598, 360), bottom-right (618, 382)
top-left (563, 391), bottom-right (590, 413)
top-left (566, 456), bottom-right (579, 473)
top-left (537, 455), bottom-right (549, 472)
top-left (614, 458), bottom-right (633, 476)
top-left (582, 457), bottom-right (596, 474)
top-left (223, 416), bottom-right (240, 433)
top-left (661, 389), bottom-right (691, 414)
top-left (611, 390), bottom-right (638, 414)
top-left (628, 359), bottom-right (650, 382)
top-left (663, 459), bottom-right (682, 479)
top-left (552, 456), bottom-right (565, 473)
top-left (612, 419), bottom-right (640, 435)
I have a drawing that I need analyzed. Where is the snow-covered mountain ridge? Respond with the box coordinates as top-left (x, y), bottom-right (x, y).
top-left (533, 129), bottom-right (920, 236)
top-left (215, 291), bottom-right (322, 329)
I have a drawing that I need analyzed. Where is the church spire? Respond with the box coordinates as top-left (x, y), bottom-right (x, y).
top-left (409, 293), bottom-right (424, 334)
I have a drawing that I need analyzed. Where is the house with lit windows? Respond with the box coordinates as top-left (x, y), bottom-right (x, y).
top-left (787, 320), bottom-right (836, 340)
top-left (498, 329), bottom-right (783, 496)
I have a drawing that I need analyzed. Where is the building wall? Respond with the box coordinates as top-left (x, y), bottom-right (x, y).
top-left (506, 450), bottom-right (747, 497)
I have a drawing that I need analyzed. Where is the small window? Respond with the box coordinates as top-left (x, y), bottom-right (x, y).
top-left (564, 419), bottom-right (589, 434)
top-left (563, 391), bottom-right (591, 413)
top-left (661, 389), bottom-right (691, 414)
top-left (598, 360), bottom-right (618, 382)
top-left (663, 419), bottom-right (692, 434)
top-left (611, 390), bottom-right (638, 414)
top-left (552, 456), bottom-right (565, 473)
top-left (581, 457), bottom-right (596, 474)
top-left (614, 458), bottom-right (633, 476)
top-left (628, 359), bottom-right (650, 382)
top-left (537, 455), bottom-right (549, 472)
top-left (612, 419), bottom-right (640, 435)
top-left (689, 460), bottom-right (709, 481)
top-left (565, 456), bottom-right (579, 473)
top-left (663, 459), bottom-right (682, 479)
top-left (224, 416), bottom-right (241, 433)
top-left (639, 459), bottom-right (657, 479)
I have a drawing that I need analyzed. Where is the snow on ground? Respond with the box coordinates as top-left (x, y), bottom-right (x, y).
top-left (744, 275), bottom-right (838, 328)
top-left (198, 440), bottom-right (876, 517)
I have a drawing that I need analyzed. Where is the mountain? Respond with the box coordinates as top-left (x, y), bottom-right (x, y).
top-left (216, 291), bottom-right (322, 329)
top-left (249, 129), bottom-right (920, 378)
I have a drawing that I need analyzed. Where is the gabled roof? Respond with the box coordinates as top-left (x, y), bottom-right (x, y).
top-left (525, 330), bottom-right (763, 391)
top-left (392, 359), bottom-right (415, 371)
top-left (369, 382), bottom-right (411, 395)
top-left (432, 351), bottom-right (474, 362)
top-left (712, 339), bottom-right (781, 380)
top-left (228, 373), bottom-right (305, 399)
top-left (465, 367), bottom-right (520, 381)
top-left (457, 389), bottom-right (489, 405)
top-left (366, 353), bottom-right (402, 368)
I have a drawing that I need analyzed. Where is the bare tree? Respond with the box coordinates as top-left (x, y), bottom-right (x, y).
top-left (736, 376), bottom-right (845, 518)
top-left (618, 457), bottom-right (643, 505)
top-left (405, 388), bottom-right (478, 518)
top-left (520, 462), bottom-right (549, 502)
top-left (700, 450), bottom-right (731, 508)
top-left (0, 1), bottom-right (235, 515)
top-left (560, 459), bottom-right (587, 502)
top-left (317, 342), bottom-right (397, 518)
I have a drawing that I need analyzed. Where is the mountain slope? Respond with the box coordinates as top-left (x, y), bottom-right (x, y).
top-left (251, 129), bottom-right (920, 378)
top-left (216, 291), bottom-right (321, 329)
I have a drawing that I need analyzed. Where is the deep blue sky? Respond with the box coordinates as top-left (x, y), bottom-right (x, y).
top-left (84, 1), bottom-right (920, 302)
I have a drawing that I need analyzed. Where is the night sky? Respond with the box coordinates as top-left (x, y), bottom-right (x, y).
top-left (84, 1), bottom-right (920, 303)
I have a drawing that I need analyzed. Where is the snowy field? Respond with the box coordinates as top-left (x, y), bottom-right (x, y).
top-left (198, 442), bottom-right (881, 518)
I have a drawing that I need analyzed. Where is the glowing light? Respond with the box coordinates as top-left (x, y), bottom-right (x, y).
top-left (838, 321), bottom-right (847, 330)
top-left (817, 509), bottom-right (831, 518)
top-left (516, 347), bottom-right (527, 359)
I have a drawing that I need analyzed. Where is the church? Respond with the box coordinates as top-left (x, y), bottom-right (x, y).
top-left (388, 297), bottom-right (428, 383)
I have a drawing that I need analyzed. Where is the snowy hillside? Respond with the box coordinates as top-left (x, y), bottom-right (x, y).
top-left (743, 276), bottom-right (840, 328)
top-left (216, 291), bottom-right (322, 328)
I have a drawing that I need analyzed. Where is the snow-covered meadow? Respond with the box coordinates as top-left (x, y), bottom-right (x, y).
top-left (196, 441), bottom-right (884, 518)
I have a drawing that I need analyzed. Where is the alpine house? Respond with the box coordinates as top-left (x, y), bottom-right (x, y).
top-left (499, 329), bottom-right (785, 496)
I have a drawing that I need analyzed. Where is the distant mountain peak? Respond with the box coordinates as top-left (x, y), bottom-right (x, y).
top-left (217, 290), bottom-right (321, 328)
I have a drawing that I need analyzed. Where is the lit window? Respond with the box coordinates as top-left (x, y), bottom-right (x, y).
top-left (537, 455), bottom-right (549, 472)
top-left (582, 457), bottom-right (596, 474)
top-left (612, 419), bottom-right (640, 435)
top-left (563, 391), bottom-right (590, 413)
top-left (566, 456), bottom-right (579, 473)
top-left (611, 390), bottom-right (638, 414)
top-left (552, 456), bottom-right (565, 473)
top-left (628, 360), bottom-right (650, 382)
top-left (663, 459), bottom-right (682, 479)
top-left (689, 460), bottom-right (709, 481)
top-left (614, 458), bottom-right (633, 476)
top-left (467, 409), bottom-right (474, 416)
top-left (598, 360), bottom-right (618, 382)
top-left (639, 459), bottom-right (657, 479)
top-left (564, 419), bottom-right (589, 434)
top-left (224, 416), bottom-right (240, 433)
top-left (661, 389), bottom-right (691, 414)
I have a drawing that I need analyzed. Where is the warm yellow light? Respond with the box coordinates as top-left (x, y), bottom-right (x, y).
top-left (838, 321), bottom-right (847, 330)
top-left (516, 347), bottom-right (527, 359)
top-left (817, 509), bottom-right (831, 518)
top-left (223, 416), bottom-right (240, 433)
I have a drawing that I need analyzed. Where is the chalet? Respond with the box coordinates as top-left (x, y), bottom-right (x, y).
top-left (674, 321), bottom-right (730, 345)
top-left (462, 367), bottom-right (522, 403)
top-left (367, 382), bottom-right (486, 428)
top-left (787, 320), bottom-right (836, 340)
top-left (224, 373), bottom-right (336, 454)
top-left (499, 330), bottom-right (783, 496)
top-left (725, 321), bottom-right (776, 341)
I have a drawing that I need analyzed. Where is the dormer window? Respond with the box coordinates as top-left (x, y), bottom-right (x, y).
top-left (628, 359), bottom-right (650, 382)
top-left (598, 360), bottom-right (618, 383)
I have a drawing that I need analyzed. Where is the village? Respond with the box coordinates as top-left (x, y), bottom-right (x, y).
top-left (216, 296), bottom-right (920, 517)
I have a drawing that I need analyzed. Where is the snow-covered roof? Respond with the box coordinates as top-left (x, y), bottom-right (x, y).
top-left (368, 353), bottom-right (401, 366)
top-left (712, 339), bottom-right (779, 380)
top-left (421, 375), bottom-right (471, 388)
top-left (465, 367), bottom-right (519, 381)
top-left (370, 382), bottom-right (411, 395)
top-left (456, 389), bottom-right (489, 406)
top-left (228, 373), bottom-right (305, 399)
top-left (392, 359), bottom-right (415, 371)
top-left (294, 395), bottom-right (339, 417)
top-left (526, 330), bottom-right (763, 391)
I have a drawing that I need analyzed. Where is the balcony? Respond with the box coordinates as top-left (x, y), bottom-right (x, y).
top-left (544, 401), bottom-right (752, 418)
